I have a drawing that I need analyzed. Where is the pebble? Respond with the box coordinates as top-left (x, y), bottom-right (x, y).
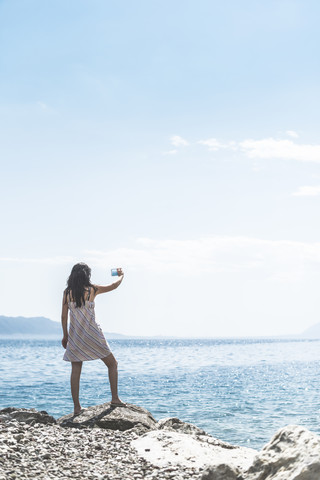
top-left (0, 419), bottom-right (202, 480)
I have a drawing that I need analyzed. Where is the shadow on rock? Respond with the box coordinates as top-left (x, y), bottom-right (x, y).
top-left (57, 402), bottom-right (157, 433)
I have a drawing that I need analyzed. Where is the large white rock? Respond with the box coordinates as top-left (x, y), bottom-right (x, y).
top-left (245, 425), bottom-right (320, 480)
top-left (132, 429), bottom-right (257, 470)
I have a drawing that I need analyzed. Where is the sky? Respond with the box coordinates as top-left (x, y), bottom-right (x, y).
top-left (1, 0), bottom-right (320, 337)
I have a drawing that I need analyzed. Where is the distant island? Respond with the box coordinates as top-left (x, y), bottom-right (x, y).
top-left (1, 315), bottom-right (320, 339)
top-left (299, 322), bottom-right (320, 339)
top-left (0, 316), bottom-right (61, 336)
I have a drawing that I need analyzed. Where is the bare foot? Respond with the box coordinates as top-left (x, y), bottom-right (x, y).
top-left (110, 398), bottom-right (126, 407)
top-left (73, 407), bottom-right (83, 416)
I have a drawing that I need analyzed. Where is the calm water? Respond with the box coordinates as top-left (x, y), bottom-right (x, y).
top-left (0, 337), bottom-right (319, 450)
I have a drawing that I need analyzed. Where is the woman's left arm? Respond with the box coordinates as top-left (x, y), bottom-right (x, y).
top-left (61, 291), bottom-right (68, 349)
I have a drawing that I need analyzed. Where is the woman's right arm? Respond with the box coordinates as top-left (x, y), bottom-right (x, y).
top-left (61, 291), bottom-right (69, 349)
top-left (94, 269), bottom-right (124, 297)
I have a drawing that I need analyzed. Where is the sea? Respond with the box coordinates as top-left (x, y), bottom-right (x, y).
top-left (0, 337), bottom-right (319, 450)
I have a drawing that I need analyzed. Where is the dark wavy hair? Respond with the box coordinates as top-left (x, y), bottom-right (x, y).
top-left (65, 263), bottom-right (97, 307)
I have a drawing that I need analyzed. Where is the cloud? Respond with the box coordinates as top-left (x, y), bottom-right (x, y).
top-left (37, 101), bottom-right (49, 110)
top-left (197, 138), bottom-right (233, 151)
top-left (163, 149), bottom-right (178, 155)
top-left (170, 135), bottom-right (189, 147)
top-left (286, 130), bottom-right (299, 138)
top-left (0, 256), bottom-right (74, 265)
top-left (85, 236), bottom-right (320, 282)
top-left (239, 138), bottom-right (320, 162)
top-left (196, 135), bottom-right (320, 163)
top-left (2, 236), bottom-right (320, 283)
top-left (292, 185), bottom-right (320, 197)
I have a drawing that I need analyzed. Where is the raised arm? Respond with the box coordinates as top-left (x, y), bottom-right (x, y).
top-left (61, 290), bottom-right (69, 349)
top-left (94, 269), bottom-right (124, 296)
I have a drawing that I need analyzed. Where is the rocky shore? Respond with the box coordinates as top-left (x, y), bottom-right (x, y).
top-left (0, 404), bottom-right (319, 480)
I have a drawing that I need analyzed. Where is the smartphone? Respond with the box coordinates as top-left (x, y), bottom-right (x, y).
top-left (111, 268), bottom-right (121, 276)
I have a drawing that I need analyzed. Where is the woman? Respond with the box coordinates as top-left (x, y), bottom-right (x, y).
top-left (61, 263), bottom-right (125, 415)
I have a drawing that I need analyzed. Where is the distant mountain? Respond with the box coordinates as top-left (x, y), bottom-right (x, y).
top-left (0, 316), bottom-right (61, 335)
top-left (3, 315), bottom-right (320, 340)
top-left (300, 322), bottom-right (320, 339)
top-left (0, 315), bottom-right (135, 339)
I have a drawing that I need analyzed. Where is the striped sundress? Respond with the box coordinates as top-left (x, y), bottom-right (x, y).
top-left (63, 288), bottom-right (112, 362)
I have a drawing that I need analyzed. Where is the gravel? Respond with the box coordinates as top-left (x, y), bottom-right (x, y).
top-left (0, 418), bottom-right (203, 480)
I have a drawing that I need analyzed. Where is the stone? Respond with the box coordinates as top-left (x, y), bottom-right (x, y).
top-left (128, 422), bottom-right (152, 436)
top-left (0, 408), bottom-right (56, 425)
top-left (245, 424), bottom-right (320, 480)
top-left (57, 403), bottom-right (157, 432)
top-left (157, 417), bottom-right (209, 436)
top-left (132, 429), bottom-right (256, 470)
top-left (201, 464), bottom-right (241, 480)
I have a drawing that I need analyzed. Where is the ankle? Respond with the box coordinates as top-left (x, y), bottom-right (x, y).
top-left (111, 397), bottom-right (121, 403)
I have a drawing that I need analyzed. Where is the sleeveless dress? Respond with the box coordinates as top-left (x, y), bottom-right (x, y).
top-left (63, 288), bottom-right (112, 362)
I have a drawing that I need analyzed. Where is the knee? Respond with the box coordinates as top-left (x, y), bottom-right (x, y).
top-left (107, 355), bottom-right (118, 369)
top-left (71, 362), bottom-right (82, 373)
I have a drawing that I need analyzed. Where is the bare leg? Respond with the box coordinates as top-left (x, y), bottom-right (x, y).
top-left (71, 361), bottom-right (83, 414)
top-left (101, 353), bottom-right (123, 404)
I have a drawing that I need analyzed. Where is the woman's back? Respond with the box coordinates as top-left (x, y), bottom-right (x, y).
top-left (63, 286), bottom-right (111, 362)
